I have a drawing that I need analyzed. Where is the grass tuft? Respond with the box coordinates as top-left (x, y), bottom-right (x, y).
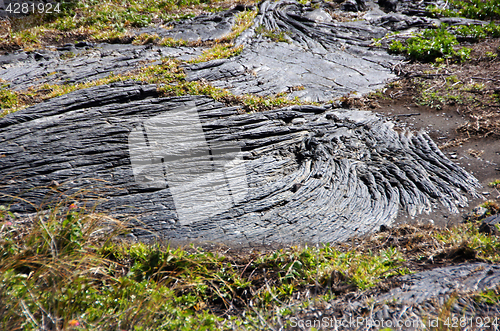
top-left (489, 179), bottom-right (500, 189)
top-left (2, 197), bottom-right (500, 329)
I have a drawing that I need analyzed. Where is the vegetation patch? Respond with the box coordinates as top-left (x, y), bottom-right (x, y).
top-left (0, 52), bottom-right (310, 117)
top-left (128, 8), bottom-right (257, 47)
top-left (0, 0), bottom-right (258, 51)
top-left (0, 74), bottom-right (130, 117)
top-left (1, 198), bottom-right (500, 329)
top-left (255, 25), bottom-right (289, 43)
top-left (490, 180), bottom-right (500, 189)
top-left (0, 200), bottom-right (408, 330)
top-left (427, 0), bottom-right (500, 20)
top-left (388, 24), bottom-right (472, 62)
top-left (0, 85), bottom-right (18, 111)
top-left (188, 43), bottom-right (244, 63)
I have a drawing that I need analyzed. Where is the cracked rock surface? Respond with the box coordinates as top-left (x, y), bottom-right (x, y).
top-left (0, 82), bottom-right (480, 245)
top-left (184, 0), bottom-right (402, 102)
top-left (0, 0), bottom-right (496, 314)
top-left (0, 43), bottom-right (200, 91)
top-left (0, 0), bottom-right (489, 100)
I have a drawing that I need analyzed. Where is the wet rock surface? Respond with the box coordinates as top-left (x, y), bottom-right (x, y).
top-left (0, 82), bottom-right (480, 245)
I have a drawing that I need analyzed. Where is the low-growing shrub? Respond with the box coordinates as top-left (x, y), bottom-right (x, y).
top-left (389, 25), bottom-right (471, 62)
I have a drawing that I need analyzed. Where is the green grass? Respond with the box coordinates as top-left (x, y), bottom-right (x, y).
top-left (3, 0), bottom-right (258, 49)
top-left (412, 77), bottom-right (483, 109)
top-left (0, 200), bottom-right (409, 330)
top-left (452, 22), bottom-right (500, 40)
top-left (0, 85), bottom-right (18, 110)
top-left (433, 221), bottom-right (500, 262)
top-left (475, 287), bottom-right (500, 305)
top-left (188, 43), bottom-right (244, 63)
top-left (255, 25), bottom-right (289, 43)
top-left (2, 197), bottom-right (500, 330)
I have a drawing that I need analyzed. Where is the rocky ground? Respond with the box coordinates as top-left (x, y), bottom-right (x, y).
top-left (1, 0), bottom-right (500, 329)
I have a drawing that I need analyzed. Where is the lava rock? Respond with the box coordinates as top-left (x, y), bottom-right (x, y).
top-left (0, 82), bottom-right (480, 245)
top-left (479, 214), bottom-right (500, 235)
top-left (341, 0), bottom-right (366, 12)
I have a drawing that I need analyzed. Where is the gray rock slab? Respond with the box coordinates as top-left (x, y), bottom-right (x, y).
top-left (0, 43), bottom-right (201, 91)
top-left (185, 40), bottom-right (397, 102)
top-left (289, 263), bottom-right (500, 330)
top-left (376, 263), bottom-right (500, 305)
top-left (137, 5), bottom-right (250, 42)
top-left (0, 82), bottom-right (480, 245)
top-left (183, 0), bottom-right (402, 102)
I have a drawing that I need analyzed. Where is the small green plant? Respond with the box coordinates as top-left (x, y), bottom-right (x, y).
top-left (132, 33), bottom-right (159, 45)
top-left (486, 51), bottom-right (498, 58)
top-left (446, 75), bottom-right (460, 84)
top-left (489, 179), bottom-right (500, 189)
top-left (255, 25), bottom-right (290, 43)
top-left (389, 25), bottom-right (471, 62)
top-left (59, 51), bottom-right (77, 60)
top-left (159, 37), bottom-right (189, 47)
top-left (188, 43), bottom-right (244, 63)
top-left (463, 82), bottom-right (486, 92)
top-left (0, 86), bottom-right (18, 110)
top-left (427, 0), bottom-right (500, 20)
top-left (452, 22), bottom-right (500, 40)
top-left (475, 287), bottom-right (500, 305)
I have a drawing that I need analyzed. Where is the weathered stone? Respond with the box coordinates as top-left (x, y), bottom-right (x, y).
top-left (0, 43), bottom-right (201, 91)
top-left (375, 263), bottom-right (500, 305)
top-left (0, 82), bottom-right (480, 245)
top-left (289, 263), bottom-right (500, 330)
top-left (479, 214), bottom-right (500, 235)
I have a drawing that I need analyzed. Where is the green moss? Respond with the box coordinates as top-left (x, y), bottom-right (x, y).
top-left (255, 25), bottom-right (290, 43)
top-left (0, 86), bottom-right (18, 110)
top-left (159, 37), bottom-right (189, 47)
top-left (188, 43), bottom-right (244, 64)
